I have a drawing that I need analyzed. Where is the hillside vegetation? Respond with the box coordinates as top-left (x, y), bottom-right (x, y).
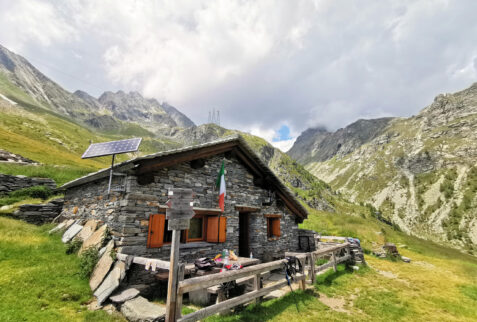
top-left (293, 83), bottom-right (477, 253)
top-left (1, 203), bottom-right (476, 321)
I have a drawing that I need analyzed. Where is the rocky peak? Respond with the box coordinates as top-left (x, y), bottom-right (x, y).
top-left (289, 117), bottom-right (394, 163)
top-left (98, 90), bottom-right (194, 132)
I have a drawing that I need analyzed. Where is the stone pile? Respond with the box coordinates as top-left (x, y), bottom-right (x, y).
top-left (12, 198), bottom-right (64, 225)
top-left (0, 174), bottom-right (56, 196)
top-left (373, 242), bottom-right (411, 263)
top-left (349, 241), bottom-right (365, 264)
top-left (316, 236), bottom-right (366, 265)
top-left (50, 218), bottom-right (166, 321)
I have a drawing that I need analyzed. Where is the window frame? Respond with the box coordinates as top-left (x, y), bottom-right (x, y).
top-left (184, 214), bottom-right (206, 242)
top-left (265, 214), bottom-right (281, 240)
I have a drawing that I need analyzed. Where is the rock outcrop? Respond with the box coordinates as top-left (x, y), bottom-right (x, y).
top-left (290, 82), bottom-right (477, 253)
top-left (0, 173), bottom-right (56, 196)
top-left (12, 198), bottom-right (63, 225)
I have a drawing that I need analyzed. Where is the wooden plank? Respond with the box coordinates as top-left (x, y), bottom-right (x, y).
top-left (193, 207), bottom-right (223, 215)
top-left (232, 148), bottom-right (264, 178)
top-left (312, 243), bottom-right (350, 257)
top-left (275, 190), bottom-right (307, 220)
top-left (178, 275), bottom-right (305, 322)
top-left (116, 254), bottom-right (170, 270)
top-left (318, 236), bottom-right (347, 241)
top-left (137, 143), bottom-right (237, 175)
top-left (179, 259), bottom-right (290, 294)
top-left (235, 205), bottom-right (261, 213)
top-left (207, 276), bottom-right (255, 294)
top-left (315, 255), bottom-right (351, 273)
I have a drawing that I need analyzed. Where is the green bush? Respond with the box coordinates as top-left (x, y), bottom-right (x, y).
top-left (65, 239), bottom-right (83, 255)
top-left (9, 185), bottom-right (53, 200)
top-left (79, 247), bottom-right (99, 279)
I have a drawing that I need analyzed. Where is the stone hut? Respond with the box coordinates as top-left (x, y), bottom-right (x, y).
top-left (59, 135), bottom-right (308, 263)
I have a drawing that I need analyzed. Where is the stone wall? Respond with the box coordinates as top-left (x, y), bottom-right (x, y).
top-left (61, 154), bottom-right (300, 263)
top-left (12, 198), bottom-right (64, 225)
top-left (0, 174), bottom-right (56, 196)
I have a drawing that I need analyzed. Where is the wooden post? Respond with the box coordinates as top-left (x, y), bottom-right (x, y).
top-left (332, 251), bottom-right (337, 272)
top-left (298, 257), bottom-right (306, 291)
top-left (175, 263), bottom-right (185, 319)
top-left (308, 253), bottom-right (316, 284)
top-left (166, 229), bottom-right (181, 322)
top-left (254, 273), bottom-right (261, 304)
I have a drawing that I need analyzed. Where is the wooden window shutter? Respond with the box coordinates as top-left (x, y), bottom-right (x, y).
top-left (147, 214), bottom-right (165, 248)
top-left (272, 218), bottom-right (281, 237)
top-left (206, 216), bottom-right (227, 243)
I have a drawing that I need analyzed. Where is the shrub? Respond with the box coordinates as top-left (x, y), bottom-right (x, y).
top-left (9, 185), bottom-right (53, 200)
top-left (65, 239), bottom-right (83, 255)
top-left (79, 247), bottom-right (99, 279)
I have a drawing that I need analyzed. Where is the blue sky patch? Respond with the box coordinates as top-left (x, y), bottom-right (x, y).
top-left (273, 125), bottom-right (292, 142)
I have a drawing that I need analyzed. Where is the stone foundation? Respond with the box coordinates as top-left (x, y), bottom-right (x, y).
top-left (12, 198), bottom-right (64, 225)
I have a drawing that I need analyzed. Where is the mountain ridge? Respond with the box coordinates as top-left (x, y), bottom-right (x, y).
top-left (0, 44), bottom-right (194, 135)
top-left (290, 82), bottom-right (477, 253)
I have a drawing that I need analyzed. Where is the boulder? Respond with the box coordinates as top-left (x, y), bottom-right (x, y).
top-left (110, 288), bottom-right (140, 303)
top-left (120, 296), bottom-right (166, 322)
top-left (401, 256), bottom-right (411, 263)
top-left (89, 240), bottom-right (115, 291)
top-left (76, 220), bottom-right (99, 241)
top-left (80, 224), bottom-right (107, 254)
top-left (49, 219), bottom-right (75, 234)
top-left (94, 260), bottom-right (126, 305)
top-left (61, 223), bottom-right (83, 243)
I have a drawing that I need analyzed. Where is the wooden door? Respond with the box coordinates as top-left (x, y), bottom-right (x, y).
top-left (147, 214), bottom-right (165, 248)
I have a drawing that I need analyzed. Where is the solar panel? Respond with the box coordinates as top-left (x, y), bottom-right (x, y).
top-left (81, 138), bottom-right (142, 159)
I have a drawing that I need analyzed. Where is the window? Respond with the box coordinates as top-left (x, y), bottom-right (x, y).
top-left (147, 213), bottom-right (227, 247)
top-left (266, 215), bottom-right (281, 239)
top-left (186, 216), bottom-right (205, 242)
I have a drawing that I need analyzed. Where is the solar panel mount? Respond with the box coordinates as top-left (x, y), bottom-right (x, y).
top-left (81, 138), bottom-right (142, 194)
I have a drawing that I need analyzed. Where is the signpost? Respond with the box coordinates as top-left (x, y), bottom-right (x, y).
top-left (166, 188), bottom-right (195, 322)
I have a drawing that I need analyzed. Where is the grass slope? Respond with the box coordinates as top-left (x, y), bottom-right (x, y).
top-left (0, 217), bottom-right (124, 321)
top-left (206, 206), bottom-right (477, 321)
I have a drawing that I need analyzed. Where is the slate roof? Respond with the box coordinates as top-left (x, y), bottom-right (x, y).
top-left (61, 135), bottom-right (308, 219)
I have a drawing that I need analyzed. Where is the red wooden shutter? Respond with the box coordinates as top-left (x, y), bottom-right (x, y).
top-left (272, 218), bottom-right (281, 237)
top-left (206, 216), bottom-right (227, 242)
top-left (147, 214), bottom-right (165, 248)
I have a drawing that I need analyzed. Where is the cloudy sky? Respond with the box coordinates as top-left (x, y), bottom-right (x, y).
top-left (1, 0), bottom-right (477, 151)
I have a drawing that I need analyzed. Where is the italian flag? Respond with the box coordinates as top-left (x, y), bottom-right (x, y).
top-left (216, 161), bottom-right (226, 212)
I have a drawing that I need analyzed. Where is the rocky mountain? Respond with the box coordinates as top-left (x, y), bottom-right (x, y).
top-left (0, 44), bottom-right (194, 135)
top-left (288, 117), bottom-right (394, 163)
top-left (0, 43), bottom-right (333, 213)
top-left (98, 91), bottom-right (194, 133)
top-left (290, 83), bottom-right (477, 253)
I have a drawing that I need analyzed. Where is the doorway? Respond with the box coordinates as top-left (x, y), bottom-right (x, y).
top-left (238, 212), bottom-right (250, 257)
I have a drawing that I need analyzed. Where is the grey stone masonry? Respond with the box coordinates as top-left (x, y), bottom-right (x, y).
top-left (12, 198), bottom-right (64, 225)
top-left (61, 154), bottom-right (301, 263)
top-left (0, 174), bottom-right (56, 196)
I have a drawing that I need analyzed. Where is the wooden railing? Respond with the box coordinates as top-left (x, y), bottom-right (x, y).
top-left (174, 242), bottom-right (351, 322)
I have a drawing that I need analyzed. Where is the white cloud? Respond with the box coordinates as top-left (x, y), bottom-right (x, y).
top-left (0, 0), bottom-right (76, 51)
top-left (1, 0), bottom-right (477, 143)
